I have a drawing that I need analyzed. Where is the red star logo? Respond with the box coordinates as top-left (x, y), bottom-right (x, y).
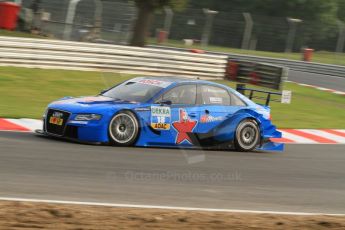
top-left (172, 109), bottom-right (197, 144)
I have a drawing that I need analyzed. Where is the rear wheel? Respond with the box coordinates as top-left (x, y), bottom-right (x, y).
top-left (235, 119), bottom-right (260, 152)
top-left (108, 111), bottom-right (139, 146)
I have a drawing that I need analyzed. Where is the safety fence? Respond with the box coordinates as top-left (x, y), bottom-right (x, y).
top-left (227, 53), bottom-right (345, 78)
top-left (19, 0), bottom-right (136, 43)
top-left (0, 36), bottom-right (289, 90)
top-left (151, 45), bottom-right (345, 78)
top-left (17, 1), bottom-right (345, 60)
top-left (0, 36), bottom-right (228, 79)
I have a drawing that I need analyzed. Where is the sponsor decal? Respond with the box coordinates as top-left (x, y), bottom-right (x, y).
top-left (69, 120), bottom-right (88, 125)
top-left (53, 96), bottom-right (111, 105)
top-left (134, 78), bottom-right (171, 88)
top-left (81, 97), bottom-right (99, 102)
top-left (200, 114), bottom-right (225, 123)
top-left (151, 106), bottom-right (171, 117)
top-left (151, 106), bottom-right (171, 130)
top-left (49, 112), bottom-right (64, 126)
top-left (135, 107), bottom-right (151, 112)
top-left (49, 117), bottom-right (63, 126)
top-left (52, 112), bottom-right (63, 118)
top-left (172, 109), bottom-right (198, 144)
top-left (151, 123), bottom-right (171, 130)
top-left (77, 96), bottom-right (110, 103)
top-left (209, 97), bottom-right (223, 104)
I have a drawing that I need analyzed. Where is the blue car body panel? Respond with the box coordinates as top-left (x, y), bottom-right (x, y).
top-left (43, 77), bottom-right (284, 151)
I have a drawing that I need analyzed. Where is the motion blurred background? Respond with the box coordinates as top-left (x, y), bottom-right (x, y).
top-left (2, 0), bottom-right (345, 65)
top-left (0, 0), bottom-right (344, 128)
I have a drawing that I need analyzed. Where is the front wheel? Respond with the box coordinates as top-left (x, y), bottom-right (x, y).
top-left (234, 119), bottom-right (260, 152)
top-left (108, 111), bottom-right (139, 146)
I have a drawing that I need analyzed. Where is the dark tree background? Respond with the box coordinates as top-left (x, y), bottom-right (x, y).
top-left (130, 0), bottom-right (187, 46)
top-left (130, 0), bottom-right (345, 49)
top-left (188, 0), bottom-right (339, 22)
top-left (187, 0), bottom-right (343, 51)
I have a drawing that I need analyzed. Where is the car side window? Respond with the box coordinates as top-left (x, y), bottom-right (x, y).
top-left (230, 93), bottom-right (247, 106)
top-left (199, 85), bottom-right (231, 105)
top-left (161, 84), bottom-right (197, 105)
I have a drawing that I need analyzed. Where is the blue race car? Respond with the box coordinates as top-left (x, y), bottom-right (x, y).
top-left (38, 77), bottom-right (283, 152)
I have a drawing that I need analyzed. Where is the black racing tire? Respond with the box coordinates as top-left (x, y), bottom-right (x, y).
top-left (234, 119), bottom-right (260, 152)
top-left (108, 111), bottom-right (139, 146)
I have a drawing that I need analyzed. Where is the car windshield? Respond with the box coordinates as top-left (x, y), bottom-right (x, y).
top-left (101, 80), bottom-right (165, 103)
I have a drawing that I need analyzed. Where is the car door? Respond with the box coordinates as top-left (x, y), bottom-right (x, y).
top-left (196, 84), bottom-right (243, 134)
top-left (153, 83), bottom-right (199, 147)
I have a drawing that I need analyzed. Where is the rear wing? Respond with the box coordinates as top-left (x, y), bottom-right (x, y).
top-left (236, 84), bottom-right (292, 106)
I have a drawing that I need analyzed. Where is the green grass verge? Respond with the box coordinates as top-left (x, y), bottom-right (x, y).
top-left (0, 67), bottom-right (344, 128)
top-left (149, 39), bottom-right (345, 67)
top-left (216, 80), bottom-right (345, 129)
top-left (0, 29), bottom-right (46, 39)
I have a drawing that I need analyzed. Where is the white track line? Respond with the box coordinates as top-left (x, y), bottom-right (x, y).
top-left (334, 91), bottom-right (345, 95)
top-left (297, 83), bottom-right (313, 87)
top-left (0, 197), bottom-right (344, 216)
top-left (316, 87), bottom-right (332, 91)
top-left (288, 81), bottom-right (345, 95)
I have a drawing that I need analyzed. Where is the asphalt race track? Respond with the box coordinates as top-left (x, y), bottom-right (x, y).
top-left (289, 70), bottom-right (345, 92)
top-left (0, 131), bottom-right (344, 214)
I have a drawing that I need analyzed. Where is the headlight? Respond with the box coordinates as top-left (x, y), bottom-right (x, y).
top-left (74, 114), bottom-right (102, 121)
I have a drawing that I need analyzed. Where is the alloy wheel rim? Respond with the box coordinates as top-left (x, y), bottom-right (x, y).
top-left (241, 126), bottom-right (256, 145)
top-left (236, 122), bottom-right (259, 149)
top-left (110, 114), bottom-right (136, 144)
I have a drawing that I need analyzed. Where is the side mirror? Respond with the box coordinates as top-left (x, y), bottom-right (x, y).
top-left (159, 100), bottom-right (172, 106)
top-left (100, 89), bottom-right (108, 95)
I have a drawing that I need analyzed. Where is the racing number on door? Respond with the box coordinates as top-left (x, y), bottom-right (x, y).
top-left (151, 106), bottom-right (171, 130)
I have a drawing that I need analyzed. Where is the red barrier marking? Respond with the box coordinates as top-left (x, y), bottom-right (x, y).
top-left (0, 119), bottom-right (30, 131)
top-left (190, 49), bottom-right (205, 54)
top-left (283, 129), bottom-right (337, 144)
top-left (270, 138), bottom-right (295, 143)
top-left (249, 72), bottom-right (260, 85)
top-left (227, 61), bottom-right (239, 80)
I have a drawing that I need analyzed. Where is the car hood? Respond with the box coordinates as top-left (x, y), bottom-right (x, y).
top-left (48, 96), bottom-right (140, 114)
top-left (52, 96), bottom-right (122, 104)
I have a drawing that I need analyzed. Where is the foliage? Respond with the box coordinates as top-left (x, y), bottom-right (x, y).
top-left (130, 0), bottom-right (188, 46)
top-left (189, 0), bottom-right (340, 23)
top-left (133, 0), bottom-right (187, 11)
top-left (185, 0), bottom-right (344, 51)
top-left (337, 0), bottom-right (345, 22)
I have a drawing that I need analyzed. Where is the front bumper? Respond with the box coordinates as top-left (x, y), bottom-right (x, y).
top-left (43, 109), bottom-right (110, 143)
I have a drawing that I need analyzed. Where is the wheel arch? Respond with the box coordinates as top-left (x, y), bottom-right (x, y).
top-left (212, 109), bottom-right (264, 144)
